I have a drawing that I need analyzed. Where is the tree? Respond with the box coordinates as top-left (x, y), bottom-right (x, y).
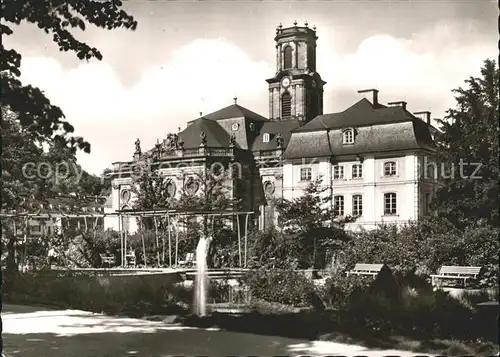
top-left (1, 107), bottom-right (113, 274)
top-left (176, 168), bottom-right (242, 268)
top-left (2, 0), bottom-right (137, 151)
top-left (274, 177), bottom-right (355, 269)
top-left (433, 59), bottom-right (499, 228)
top-left (1, 106), bottom-right (44, 211)
top-left (131, 161), bottom-right (177, 230)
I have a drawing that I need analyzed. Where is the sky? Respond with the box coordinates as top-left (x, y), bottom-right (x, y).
top-left (6, 0), bottom-right (497, 175)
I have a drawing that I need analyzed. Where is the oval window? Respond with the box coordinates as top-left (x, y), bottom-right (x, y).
top-left (121, 190), bottom-right (131, 203)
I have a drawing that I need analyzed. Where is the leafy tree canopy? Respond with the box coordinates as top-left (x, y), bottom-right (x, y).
top-left (433, 59), bottom-right (499, 228)
top-left (1, 107), bottom-right (110, 212)
top-left (1, 0), bottom-right (137, 152)
top-left (274, 177), bottom-right (355, 268)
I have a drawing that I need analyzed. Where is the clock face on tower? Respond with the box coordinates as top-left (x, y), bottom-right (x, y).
top-left (281, 77), bottom-right (291, 88)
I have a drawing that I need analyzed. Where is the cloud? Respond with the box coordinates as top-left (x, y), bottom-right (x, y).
top-left (20, 39), bottom-right (272, 175)
top-left (317, 20), bottom-right (494, 114)
top-left (19, 20), bottom-right (494, 175)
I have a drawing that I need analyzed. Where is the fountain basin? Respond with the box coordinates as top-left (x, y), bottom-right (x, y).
top-left (207, 303), bottom-right (253, 314)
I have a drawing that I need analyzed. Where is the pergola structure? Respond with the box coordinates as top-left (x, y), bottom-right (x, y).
top-left (117, 208), bottom-right (255, 268)
top-left (1, 208), bottom-right (255, 269)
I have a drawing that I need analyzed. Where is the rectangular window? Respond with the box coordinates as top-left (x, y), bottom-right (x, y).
top-left (352, 164), bottom-right (363, 179)
top-left (334, 195), bottom-right (344, 216)
top-left (353, 195), bottom-right (363, 216)
top-left (300, 167), bottom-right (312, 181)
top-left (333, 165), bottom-right (344, 180)
top-left (383, 161), bottom-right (397, 176)
top-left (384, 193), bottom-right (397, 215)
top-left (425, 193), bottom-right (430, 215)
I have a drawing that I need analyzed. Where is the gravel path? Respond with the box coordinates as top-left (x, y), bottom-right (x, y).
top-left (2, 304), bottom-right (422, 357)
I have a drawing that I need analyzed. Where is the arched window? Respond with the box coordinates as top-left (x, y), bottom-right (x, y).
top-left (121, 205), bottom-right (131, 232)
top-left (342, 128), bottom-right (355, 144)
top-left (281, 92), bottom-right (291, 119)
top-left (283, 46), bottom-right (293, 69)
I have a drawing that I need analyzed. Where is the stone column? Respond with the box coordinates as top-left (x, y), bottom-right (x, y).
top-left (269, 89), bottom-right (274, 119)
top-left (304, 41), bottom-right (308, 70)
top-left (276, 45), bottom-right (280, 72)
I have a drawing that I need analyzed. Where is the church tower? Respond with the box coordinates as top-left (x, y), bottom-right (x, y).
top-left (266, 21), bottom-right (326, 123)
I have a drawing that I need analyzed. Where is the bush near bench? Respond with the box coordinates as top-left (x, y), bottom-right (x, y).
top-left (245, 265), bottom-right (497, 344)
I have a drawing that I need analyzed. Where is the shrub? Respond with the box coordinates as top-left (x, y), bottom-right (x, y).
top-left (338, 218), bottom-right (499, 288)
top-left (245, 263), bottom-right (316, 307)
top-left (318, 272), bottom-right (370, 309)
top-left (342, 286), bottom-right (493, 342)
top-left (4, 270), bottom-right (188, 316)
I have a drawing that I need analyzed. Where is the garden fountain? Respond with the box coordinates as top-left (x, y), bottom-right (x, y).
top-left (193, 233), bottom-right (212, 316)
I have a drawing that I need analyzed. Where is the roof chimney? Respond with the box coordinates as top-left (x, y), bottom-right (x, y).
top-left (388, 101), bottom-right (407, 110)
top-left (357, 89), bottom-right (379, 106)
top-left (414, 111), bottom-right (431, 125)
top-left (199, 112), bottom-right (202, 117)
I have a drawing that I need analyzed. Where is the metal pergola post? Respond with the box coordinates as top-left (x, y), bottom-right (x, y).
top-left (167, 213), bottom-right (172, 267)
top-left (1, 208), bottom-right (256, 270)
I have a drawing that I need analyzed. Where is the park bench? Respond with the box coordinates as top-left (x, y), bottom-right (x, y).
top-left (178, 252), bottom-right (194, 267)
top-left (347, 263), bottom-right (385, 278)
top-left (430, 265), bottom-right (482, 288)
top-left (125, 253), bottom-right (136, 267)
top-left (99, 254), bottom-right (116, 268)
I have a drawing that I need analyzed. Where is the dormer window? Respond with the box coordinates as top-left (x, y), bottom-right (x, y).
top-left (263, 133), bottom-right (270, 143)
top-left (249, 123), bottom-right (255, 131)
top-left (342, 128), bottom-right (355, 144)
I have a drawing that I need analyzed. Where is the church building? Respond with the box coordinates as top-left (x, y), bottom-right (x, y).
top-left (106, 22), bottom-right (437, 233)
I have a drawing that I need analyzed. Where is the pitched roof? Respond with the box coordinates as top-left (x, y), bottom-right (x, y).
top-left (252, 119), bottom-right (301, 151)
top-left (179, 118), bottom-right (234, 148)
top-left (199, 104), bottom-right (269, 122)
top-left (295, 98), bottom-right (431, 132)
top-left (283, 121), bottom-right (435, 159)
top-left (282, 99), bottom-right (436, 159)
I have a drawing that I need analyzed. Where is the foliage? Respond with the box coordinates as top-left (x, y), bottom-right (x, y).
top-left (247, 226), bottom-right (295, 267)
top-left (131, 162), bottom-right (177, 230)
top-left (273, 177), bottom-right (355, 268)
top-left (2, 0), bottom-right (137, 151)
top-left (343, 287), bottom-right (495, 342)
top-left (433, 59), bottom-right (499, 228)
top-left (317, 272), bottom-right (371, 309)
top-left (1, 108), bottom-right (113, 273)
top-left (245, 262), bottom-right (317, 307)
top-left (130, 156), bottom-right (243, 267)
top-left (4, 271), bottom-right (187, 316)
top-left (64, 229), bottom-right (121, 268)
top-left (338, 217), bottom-right (499, 286)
